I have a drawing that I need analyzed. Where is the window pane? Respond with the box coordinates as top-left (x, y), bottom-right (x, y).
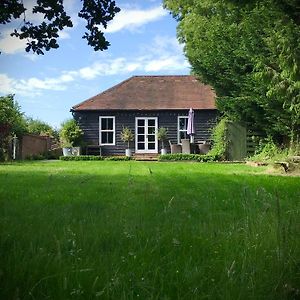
top-left (107, 132), bottom-right (113, 144)
top-left (148, 143), bottom-right (155, 150)
top-left (179, 117), bottom-right (187, 130)
top-left (101, 117), bottom-right (113, 130)
top-left (101, 118), bottom-right (107, 130)
top-left (148, 127), bottom-right (155, 134)
top-left (148, 119), bottom-right (155, 127)
top-left (101, 132), bottom-right (108, 144)
top-left (138, 135), bottom-right (145, 142)
top-left (138, 142), bottom-right (145, 150)
top-left (101, 132), bottom-right (113, 144)
top-left (148, 135), bottom-right (155, 142)
top-left (107, 118), bottom-right (113, 130)
top-left (138, 127), bottom-right (145, 134)
top-left (180, 131), bottom-right (188, 141)
top-left (138, 119), bottom-right (145, 126)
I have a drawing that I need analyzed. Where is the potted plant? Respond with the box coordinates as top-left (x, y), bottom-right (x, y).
top-left (59, 119), bottom-right (83, 156)
top-left (156, 127), bottom-right (168, 155)
top-left (120, 127), bottom-right (134, 157)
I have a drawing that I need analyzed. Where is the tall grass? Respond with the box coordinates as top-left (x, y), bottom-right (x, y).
top-left (0, 161), bottom-right (299, 299)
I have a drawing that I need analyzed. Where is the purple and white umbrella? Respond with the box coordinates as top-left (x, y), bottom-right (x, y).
top-left (187, 108), bottom-right (195, 143)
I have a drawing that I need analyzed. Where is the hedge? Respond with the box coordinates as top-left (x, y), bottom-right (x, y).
top-left (158, 153), bottom-right (218, 162)
top-left (59, 155), bottom-right (131, 161)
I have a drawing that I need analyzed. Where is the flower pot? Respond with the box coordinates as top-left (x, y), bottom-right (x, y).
top-left (161, 148), bottom-right (167, 155)
top-left (125, 149), bottom-right (132, 157)
top-left (63, 147), bottom-right (80, 156)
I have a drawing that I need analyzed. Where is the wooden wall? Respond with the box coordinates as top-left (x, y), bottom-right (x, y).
top-left (73, 110), bottom-right (217, 156)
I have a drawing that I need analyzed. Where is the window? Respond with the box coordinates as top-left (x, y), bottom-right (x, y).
top-left (178, 116), bottom-right (188, 143)
top-left (99, 116), bottom-right (115, 145)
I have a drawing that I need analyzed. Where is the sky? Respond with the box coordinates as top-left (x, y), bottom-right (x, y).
top-left (0, 0), bottom-right (191, 128)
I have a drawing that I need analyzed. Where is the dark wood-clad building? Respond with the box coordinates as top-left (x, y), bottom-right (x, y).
top-left (71, 75), bottom-right (217, 156)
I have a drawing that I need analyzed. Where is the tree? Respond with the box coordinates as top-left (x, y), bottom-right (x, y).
top-left (0, 94), bottom-right (26, 160)
top-left (25, 117), bottom-right (58, 138)
top-left (0, 0), bottom-right (120, 55)
top-left (164, 0), bottom-right (300, 144)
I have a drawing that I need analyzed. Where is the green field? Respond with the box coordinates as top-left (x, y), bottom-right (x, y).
top-left (0, 161), bottom-right (299, 299)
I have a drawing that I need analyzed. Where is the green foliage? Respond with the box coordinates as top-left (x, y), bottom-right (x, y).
top-left (159, 153), bottom-right (217, 162)
top-left (104, 156), bottom-right (132, 161)
top-left (1, 0), bottom-right (120, 55)
top-left (0, 95), bottom-right (26, 161)
top-left (120, 127), bottom-right (134, 148)
top-left (0, 94), bottom-right (26, 136)
top-left (25, 117), bottom-right (58, 138)
top-left (156, 127), bottom-right (168, 148)
top-left (60, 155), bottom-right (104, 161)
top-left (208, 118), bottom-right (228, 160)
top-left (59, 155), bottom-right (132, 161)
top-left (248, 136), bottom-right (299, 163)
top-left (59, 119), bottom-right (83, 147)
top-left (164, 0), bottom-right (300, 143)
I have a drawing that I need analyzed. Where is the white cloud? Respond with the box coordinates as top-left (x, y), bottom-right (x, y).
top-left (59, 31), bottom-right (71, 40)
top-left (0, 72), bottom-right (77, 97)
top-left (0, 30), bottom-right (28, 54)
top-left (0, 35), bottom-right (190, 97)
top-left (104, 6), bottom-right (167, 33)
top-left (145, 56), bottom-right (188, 72)
top-left (0, 74), bottom-right (16, 94)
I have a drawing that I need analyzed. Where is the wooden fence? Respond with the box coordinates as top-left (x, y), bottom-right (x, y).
top-left (225, 122), bottom-right (265, 161)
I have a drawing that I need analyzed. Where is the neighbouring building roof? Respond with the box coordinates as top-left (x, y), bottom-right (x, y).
top-left (72, 75), bottom-right (216, 111)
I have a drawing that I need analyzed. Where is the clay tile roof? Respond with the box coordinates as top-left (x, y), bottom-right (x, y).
top-left (72, 75), bottom-right (216, 111)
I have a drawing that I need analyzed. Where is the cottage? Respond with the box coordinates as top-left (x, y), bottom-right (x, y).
top-left (71, 75), bottom-right (217, 156)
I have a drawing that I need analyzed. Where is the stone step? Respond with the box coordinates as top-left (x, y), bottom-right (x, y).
top-left (133, 154), bottom-right (159, 161)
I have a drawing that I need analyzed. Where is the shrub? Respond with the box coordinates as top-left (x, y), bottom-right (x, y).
top-left (248, 137), bottom-right (290, 163)
top-left (59, 155), bottom-right (132, 161)
top-left (60, 155), bottom-right (104, 161)
top-left (158, 153), bottom-right (217, 162)
top-left (208, 117), bottom-right (228, 160)
top-left (105, 156), bottom-right (132, 161)
top-left (59, 119), bottom-right (83, 147)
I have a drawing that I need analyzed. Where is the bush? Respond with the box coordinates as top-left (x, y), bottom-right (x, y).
top-left (248, 137), bottom-right (293, 163)
top-left (59, 155), bottom-right (132, 161)
top-left (158, 153), bottom-right (217, 162)
top-left (60, 155), bottom-right (104, 161)
top-left (59, 119), bottom-right (83, 147)
top-left (208, 117), bottom-right (228, 160)
top-left (105, 156), bottom-right (132, 161)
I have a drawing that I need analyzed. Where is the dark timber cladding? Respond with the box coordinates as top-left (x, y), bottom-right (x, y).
top-left (71, 75), bottom-right (217, 156)
top-left (73, 110), bottom-right (217, 156)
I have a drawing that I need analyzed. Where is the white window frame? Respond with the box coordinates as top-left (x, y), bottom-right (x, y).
top-left (99, 116), bottom-right (115, 146)
top-left (177, 116), bottom-right (189, 144)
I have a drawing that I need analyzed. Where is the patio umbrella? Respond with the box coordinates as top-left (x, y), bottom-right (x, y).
top-left (187, 108), bottom-right (195, 143)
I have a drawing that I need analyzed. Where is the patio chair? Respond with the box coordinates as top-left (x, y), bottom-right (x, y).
top-left (181, 139), bottom-right (191, 154)
top-left (197, 141), bottom-right (210, 154)
top-left (169, 140), bottom-right (182, 154)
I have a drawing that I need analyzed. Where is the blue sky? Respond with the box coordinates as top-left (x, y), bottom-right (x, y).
top-left (0, 0), bottom-right (190, 128)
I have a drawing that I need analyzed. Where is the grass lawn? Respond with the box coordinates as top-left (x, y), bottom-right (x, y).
top-left (0, 161), bottom-right (299, 299)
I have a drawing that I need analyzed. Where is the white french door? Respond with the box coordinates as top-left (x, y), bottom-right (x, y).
top-left (135, 117), bottom-right (158, 153)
